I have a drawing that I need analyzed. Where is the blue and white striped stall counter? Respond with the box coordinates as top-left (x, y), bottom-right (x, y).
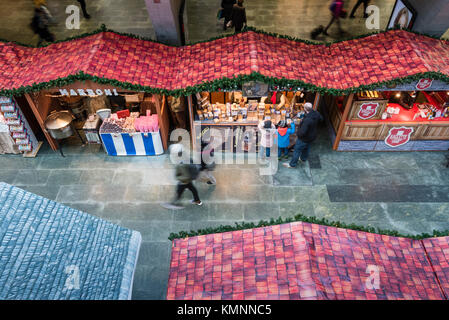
top-left (100, 131), bottom-right (164, 156)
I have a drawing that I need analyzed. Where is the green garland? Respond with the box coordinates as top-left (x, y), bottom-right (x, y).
top-left (1, 70), bottom-right (449, 99)
top-left (168, 213), bottom-right (449, 241)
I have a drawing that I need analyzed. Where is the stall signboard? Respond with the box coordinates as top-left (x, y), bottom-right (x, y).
top-left (59, 88), bottom-right (119, 97)
top-left (376, 79), bottom-right (449, 91)
top-left (384, 126), bottom-right (414, 147)
top-left (242, 81), bottom-right (269, 98)
top-left (357, 102), bottom-right (379, 120)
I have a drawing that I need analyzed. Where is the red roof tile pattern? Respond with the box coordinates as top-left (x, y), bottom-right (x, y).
top-left (167, 222), bottom-right (449, 300)
top-left (0, 30), bottom-right (448, 93)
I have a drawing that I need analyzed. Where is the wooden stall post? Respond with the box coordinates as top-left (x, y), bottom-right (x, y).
top-left (332, 93), bottom-right (354, 150)
top-left (24, 93), bottom-right (58, 151)
top-left (155, 94), bottom-right (169, 151)
top-left (313, 93), bottom-right (321, 110)
top-left (187, 95), bottom-right (196, 152)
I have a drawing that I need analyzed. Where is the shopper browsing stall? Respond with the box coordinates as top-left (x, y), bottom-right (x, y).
top-left (258, 118), bottom-right (276, 158)
top-left (277, 120), bottom-right (295, 160)
top-left (283, 103), bottom-right (322, 168)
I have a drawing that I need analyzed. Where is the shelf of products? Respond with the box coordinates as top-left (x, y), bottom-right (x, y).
top-left (0, 96), bottom-right (37, 152)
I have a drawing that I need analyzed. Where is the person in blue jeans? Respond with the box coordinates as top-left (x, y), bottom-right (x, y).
top-left (277, 120), bottom-right (295, 160)
top-left (283, 103), bottom-right (322, 168)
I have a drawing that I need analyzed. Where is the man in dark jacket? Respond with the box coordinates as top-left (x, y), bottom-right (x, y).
top-left (161, 144), bottom-right (202, 209)
top-left (222, 0), bottom-right (236, 31)
top-left (283, 103), bottom-right (322, 168)
top-left (231, 0), bottom-right (247, 33)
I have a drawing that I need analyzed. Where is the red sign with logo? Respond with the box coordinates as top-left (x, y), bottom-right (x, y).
top-left (357, 102), bottom-right (379, 120)
top-left (384, 127), bottom-right (414, 148)
top-left (416, 79), bottom-right (433, 90)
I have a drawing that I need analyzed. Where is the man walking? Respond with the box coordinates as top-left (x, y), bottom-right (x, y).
top-left (283, 103), bottom-right (322, 168)
top-left (161, 144), bottom-right (202, 209)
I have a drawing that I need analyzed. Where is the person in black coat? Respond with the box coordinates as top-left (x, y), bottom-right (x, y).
top-left (283, 103), bottom-right (323, 168)
top-left (221, 0), bottom-right (236, 31)
top-left (231, 0), bottom-right (247, 33)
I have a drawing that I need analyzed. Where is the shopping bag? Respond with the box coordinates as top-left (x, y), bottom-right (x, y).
top-left (226, 20), bottom-right (233, 28)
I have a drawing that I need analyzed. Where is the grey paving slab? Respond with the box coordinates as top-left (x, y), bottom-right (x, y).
top-left (206, 203), bottom-right (245, 221)
top-left (47, 169), bottom-right (83, 185)
top-left (13, 169), bottom-right (50, 186)
top-left (20, 185), bottom-right (61, 201)
top-left (112, 170), bottom-right (144, 186)
top-left (132, 265), bottom-right (169, 300)
top-left (79, 170), bottom-right (115, 185)
top-left (243, 203), bottom-right (280, 220)
top-left (0, 170), bottom-right (18, 184)
top-left (55, 185), bottom-right (92, 202)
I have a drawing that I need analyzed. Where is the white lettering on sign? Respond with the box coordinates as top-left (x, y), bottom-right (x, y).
top-left (385, 127), bottom-right (414, 148)
top-left (59, 88), bottom-right (119, 97)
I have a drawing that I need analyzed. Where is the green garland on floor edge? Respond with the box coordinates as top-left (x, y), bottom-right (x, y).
top-left (1, 70), bottom-right (449, 98)
top-left (168, 213), bottom-right (449, 241)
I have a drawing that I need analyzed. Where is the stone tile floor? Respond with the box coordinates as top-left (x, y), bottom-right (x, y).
top-left (2, 124), bottom-right (449, 299)
top-left (1, 0), bottom-right (449, 301)
top-left (1, 0), bottom-right (434, 46)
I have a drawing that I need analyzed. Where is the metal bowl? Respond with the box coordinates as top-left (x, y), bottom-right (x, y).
top-left (44, 111), bottom-right (75, 140)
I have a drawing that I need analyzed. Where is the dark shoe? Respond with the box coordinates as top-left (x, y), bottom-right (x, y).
top-left (323, 30), bottom-right (329, 36)
top-left (84, 13), bottom-right (91, 19)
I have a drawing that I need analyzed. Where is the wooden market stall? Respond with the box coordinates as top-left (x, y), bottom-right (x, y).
top-left (1, 27), bottom-right (449, 156)
top-left (188, 85), bottom-right (320, 152)
top-left (21, 81), bottom-right (170, 155)
top-left (327, 80), bottom-right (449, 151)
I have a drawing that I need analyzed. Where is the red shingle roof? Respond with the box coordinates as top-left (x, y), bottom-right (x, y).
top-left (167, 222), bottom-right (449, 300)
top-left (0, 30), bottom-right (448, 93)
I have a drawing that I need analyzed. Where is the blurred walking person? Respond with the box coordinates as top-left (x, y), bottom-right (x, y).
top-left (349, 0), bottom-right (370, 19)
top-left (231, 0), bottom-right (247, 33)
top-left (30, 3), bottom-right (55, 46)
top-left (221, 0), bottom-right (236, 31)
top-left (161, 144), bottom-right (202, 210)
top-left (199, 140), bottom-right (216, 185)
top-left (77, 0), bottom-right (91, 19)
top-left (323, 0), bottom-right (346, 36)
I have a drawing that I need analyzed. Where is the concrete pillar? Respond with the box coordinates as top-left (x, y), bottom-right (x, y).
top-left (145, 0), bottom-right (184, 45)
top-left (406, 0), bottom-right (449, 37)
